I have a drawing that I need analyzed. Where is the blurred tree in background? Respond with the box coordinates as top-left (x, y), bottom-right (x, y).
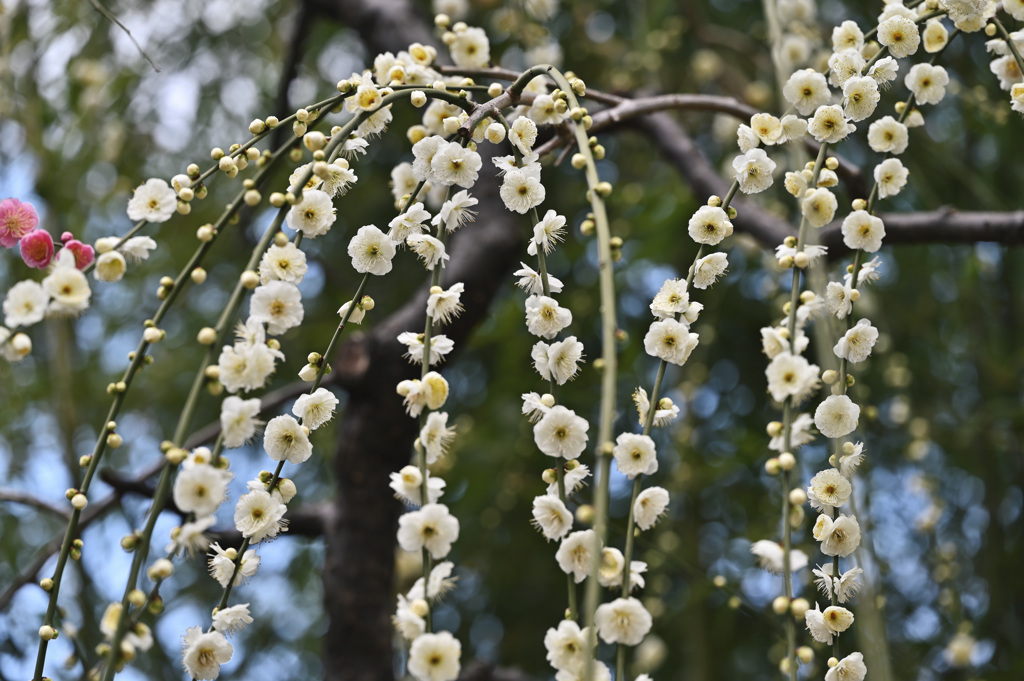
top-left (1, 1), bottom-right (1022, 681)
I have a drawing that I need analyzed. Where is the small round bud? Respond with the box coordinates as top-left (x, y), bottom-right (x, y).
top-left (849, 288), bottom-right (861, 302)
top-left (595, 181), bottom-right (613, 197)
top-left (797, 646), bottom-right (814, 664)
top-left (360, 295), bottom-right (375, 310)
top-left (842, 441), bottom-right (856, 455)
top-left (726, 206), bottom-right (738, 219)
top-left (165, 447), bottom-right (186, 465)
top-left (822, 369), bottom-right (838, 384)
top-left (293, 121), bottom-right (307, 137)
top-left (540, 393), bottom-right (556, 408)
top-left (894, 101), bottom-right (906, 114)
top-left (121, 534), bottom-right (137, 551)
top-left (434, 13), bottom-right (450, 28)
top-left (191, 267), bottom-right (208, 284)
top-left (268, 339), bottom-right (281, 351)
top-left (542, 468), bottom-right (557, 484)
top-left (790, 505), bottom-right (805, 527)
top-left (778, 255), bottom-right (794, 269)
top-left (772, 596), bottom-right (790, 614)
top-left (765, 457), bottom-right (781, 475)
top-left (128, 589), bottom-right (146, 607)
top-left (852, 198), bottom-right (867, 211)
top-left (186, 163), bottom-right (200, 177)
top-left (249, 119), bottom-right (265, 134)
top-left (295, 108), bottom-right (309, 122)
top-left (218, 155), bottom-right (235, 173)
top-left (799, 290), bottom-right (816, 304)
top-left (789, 488), bottom-right (807, 506)
top-left (196, 224), bottom-right (215, 242)
top-left (410, 90), bottom-right (427, 108)
top-left (159, 276), bottom-right (174, 288)
top-left (571, 153), bottom-right (586, 169)
top-left (197, 327), bottom-right (217, 345)
top-left (39, 626), bottom-right (59, 640)
top-left (211, 147), bottom-right (224, 160)
top-left (727, 596), bottom-right (741, 609)
top-left (778, 452), bottom-right (796, 470)
top-left (178, 187), bottom-right (194, 202)
top-left (712, 575), bottom-right (727, 588)
top-left (846, 373), bottom-right (856, 387)
top-left (277, 478), bottom-right (297, 501)
top-left (779, 658), bottom-right (792, 674)
top-left (828, 657), bottom-right (839, 668)
top-left (240, 271), bottom-right (260, 289)
top-left (106, 433), bottom-right (122, 449)
top-left (825, 156), bottom-right (839, 171)
top-left (79, 455), bottom-right (92, 468)
top-left (580, 219), bottom-right (595, 236)
top-left (766, 421), bottom-right (783, 437)
top-left (575, 504), bottom-right (595, 525)
top-left (707, 195), bottom-right (722, 207)
top-left (410, 598), bottom-right (430, 618)
top-left (793, 251), bottom-right (810, 269)
top-left (243, 189), bottom-right (261, 207)
top-left (609, 236), bottom-right (623, 249)
top-left (142, 327), bottom-right (163, 344)
top-left (148, 558), bottom-right (174, 580)
top-left (304, 131), bottom-right (326, 151)
top-left (115, 381), bottom-right (127, 393)
top-left (485, 122), bottom-right (506, 144)
top-left (829, 453), bottom-right (838, 467)
top-left (985, 22), bottom-right (997, 37)
top-left (592, 144), bottom-right (605, 160)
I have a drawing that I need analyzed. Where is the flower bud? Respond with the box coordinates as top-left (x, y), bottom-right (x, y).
top-left (197, 327), bottom-right (217, 345)
top-left (765, 457), bottom-right (781, 475)
top-left (128, 589), bottom-right (146, 607)
top-left (298, 363), bottom-right (318, 381)
top-left (797, 646), bottom-right (814, 664)
top-left (240, 270), bottom-right (260, 289)
top-left (772, 596), bottom-right (790, 614)
top-left (789, 488), bottom-right (807, 506)
top-left (778, 452), bottom-right (796, 470)
top-left (148, 558), bottom-right (174, 580)
top-left (39, 626), bottom-right (59, 640)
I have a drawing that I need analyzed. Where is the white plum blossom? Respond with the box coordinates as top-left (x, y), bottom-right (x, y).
top-left (449, 25), bottom-right (490, 68)
top-left (905, 63), bottom-right (950, 105)
top-left (525, 295), bottom-right (572, 339)
top-left (825, 281), bottom-right (854, 319)
top-left (632, 387), bottom-right (680, 427)
top-left (514, 262), bottom-right (564, 295)
top-left (841, 211), bottom-right (886, 252)
top-left (500, 168), bottom-right (546, 213)
top-left (765, 352), bottom-right (819, 403)
top-left (427, 282), bottom-right (465, 325)
top-left (807, 468), bottom-right (852, 512)
top-left (534, 405), bottom-right (589, 459)
top-left (843, 76), bottom-right (880, 121)
top-left (398, 503), bottom-right (460, 559)
top-left (801, 188), bottom-right (838, 227)
top-left (692, 252), bottom-right (729, 289)
top-left (263, 414), bottom-right (313, 463)
top-left (815, 394), bottom-right (860, 439)
top-left (42, 251), bottom-right (91, 316)
top-left (732, 148), bottom-right (776, 194)
top-left (3, 280), bottom-right (47, 328)
top-left (180, 627), bottom-right (233, 681)
top-left (348, 225), bottom-right (397, 275)
top-left (388, 202), bottom-right (431, 243)
top-left (594, 597), bottom-right (652, 646)
top-left (212, 604), bottom-right (253, 635)
top-left (407, 233), bottom-right (449, 270)
top-left (783, 69), bottom-right (831, 116)
top-left (408, 631), bottom-right (461, 681)
top-left (812, 513), bottom-right (862, 557)
top-left (259, 242), bottom-right (308, 284)
top-left (556, 529), bottom-right (600, 583)
top-left (687, 205), bottom-right (733, 245)
top-left (286, 189), bottom-right (336, 238)
top-left (808, 105), bottom-right (856, 144)
top-left (234, 489), bottom-right (288, 543)
top-left (420, 411), bottom-right (456, 464)
top-left (612, 432), bottom-right (658, 479)
top-left (433, 190), bottom-right (478, 231)
top-left (814, 564), bottom-right (865, 604)
top-left (390, 465), bottom-right (446, 506)
top-left (249, 281), bottom-right (304, 336)
top-left (430, 141), bottom-right (482, 188)
top-left (532, 336), bottom-right (584, 385)
top-left (292, 387), bottom-right (339, 430)
top-left (545, 619), bottom-right (591, 673)
top-left (532, 494), bottom-right (573, 541)
top-left (834, 318), bottom-right (879, 364)
top-left (877, 15), bottom-right (920, 58)
top-left (528, 210), bottom-right (567, 256)
top-left (634, 486), bottom-right (670, 530)
top-left (208, 543), bottom-right (259, 587)
top-left (397, 331), bottom-right (454, 366)
top-left (220, 396), bottom-right (263, 448)
top-left (826, 652), bottom-right (867, 681)
top-left (128, 178), bottom-right (177, 223)
top-left (643, 318), bottom-right (699, 366)
top-left (750, 539), bottom-right (809, 573)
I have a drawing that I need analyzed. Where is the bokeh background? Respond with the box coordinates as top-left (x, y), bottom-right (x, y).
top-left (1, 1), bottom-right (1022, 680)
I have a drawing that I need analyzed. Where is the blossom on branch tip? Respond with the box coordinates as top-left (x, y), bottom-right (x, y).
top-left (750, 539), bottom-right (808, 573)
top-left (595, 597), bottom-right (653, 646)
top-left (220, 396), bottom-right (263, 448)
top-left (532, 336), bottom-right (585, 384)
top-left (398, 503), bottom-right (460, 559)
top-left (612, 432), bottom-right (658, 479)
top-left (556, 529), bottom-right (600, 583)
top-left (643, 318), bottom-right (699, 366)
top-left (634, 486), bottom-right (670, 530)
top-left (181, 627), bottom-right (233, 680)
top-left (408, 630), bottom-right (461, 681)
top-left (532, 494), bottom-right (573, 541)
top-left (534, 405), bottom-right (590, 459)
top-left (127, 178), bottom-right (177, 223)
top-left (814, 394), bottom-right (860, 439)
